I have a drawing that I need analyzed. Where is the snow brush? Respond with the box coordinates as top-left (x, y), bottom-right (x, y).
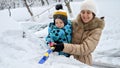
top-left (38, 47), bottom-right (55, 64)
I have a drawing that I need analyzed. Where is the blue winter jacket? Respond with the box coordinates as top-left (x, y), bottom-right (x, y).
top-left (46, 20), bottom-right (72, 57)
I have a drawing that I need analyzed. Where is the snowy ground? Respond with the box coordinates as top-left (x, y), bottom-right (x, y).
top-left (0, 0), bottom-right (120, 68)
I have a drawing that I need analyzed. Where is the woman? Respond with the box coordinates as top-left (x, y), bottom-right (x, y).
top-left (52, 0), bottom-right (105, 65)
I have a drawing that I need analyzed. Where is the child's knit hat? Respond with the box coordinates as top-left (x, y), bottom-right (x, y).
top-left (53, 10), bottom-right (68, 25)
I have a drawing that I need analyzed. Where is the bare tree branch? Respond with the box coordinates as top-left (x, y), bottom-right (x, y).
top-left (23, 0), bottom-right (33, 16)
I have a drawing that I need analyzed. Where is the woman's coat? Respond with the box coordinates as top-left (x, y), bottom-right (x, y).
top-left (62, 15), bottom-right (105, 65)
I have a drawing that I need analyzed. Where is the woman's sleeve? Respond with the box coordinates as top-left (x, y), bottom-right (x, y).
top-left (63, 28), bottom-right (103, 56)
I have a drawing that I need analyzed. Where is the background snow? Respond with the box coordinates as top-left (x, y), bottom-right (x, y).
top-left (0, 0), bottom-right (120, 68)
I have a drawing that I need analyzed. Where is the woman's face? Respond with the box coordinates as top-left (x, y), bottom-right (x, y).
top-left (80, 10), bottom-right (94, 23)
top-left (55, 18), bottom-right (64, 28)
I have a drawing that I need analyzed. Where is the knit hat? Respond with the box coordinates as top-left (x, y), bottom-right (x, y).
top-left (80, 0), bottom-right (97, 15)
top-left (53, 10), bottom-right (68, 25)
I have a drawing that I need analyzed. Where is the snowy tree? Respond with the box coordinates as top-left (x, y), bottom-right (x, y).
top-left (45, 0), bottom-right (49, 5)
top-left (23, 0), bottom-right (34, 21)
top-left (41, 0), bottom-right (45, 6)
top-left (7, 6), bottom-right (11, 16)
top-left (64, 0), bottom-right (73, 17)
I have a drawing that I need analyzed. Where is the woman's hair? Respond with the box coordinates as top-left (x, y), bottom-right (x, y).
top-left (92, 13), bottom-right (96, 19)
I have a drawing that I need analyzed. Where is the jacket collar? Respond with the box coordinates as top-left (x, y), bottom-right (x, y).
top-left (74, 15), bottom-right (105, 31)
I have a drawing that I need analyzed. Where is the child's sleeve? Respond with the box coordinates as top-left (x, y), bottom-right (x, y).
top-left (48, 23), bottom-right (53, 33)
top-left (46, 23), bottom-right (54, 45)
top-left (46, 35), bottom-right (54, 45)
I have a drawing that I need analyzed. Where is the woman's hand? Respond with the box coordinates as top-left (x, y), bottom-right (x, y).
top-left (53, 43), bottom-right (64, 52)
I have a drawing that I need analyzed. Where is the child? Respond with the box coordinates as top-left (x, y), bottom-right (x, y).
top-left (46, 10), bottom-right (72, 57)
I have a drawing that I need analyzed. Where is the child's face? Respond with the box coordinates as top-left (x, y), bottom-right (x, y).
top-left (55, 18), bottom-right (64, 28)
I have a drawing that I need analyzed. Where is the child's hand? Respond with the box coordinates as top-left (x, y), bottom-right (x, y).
top-left (49, 42), bottom-right (56, 47)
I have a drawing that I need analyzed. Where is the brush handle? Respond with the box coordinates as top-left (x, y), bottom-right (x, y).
top-left (38, 47), bottom-right (55, 64)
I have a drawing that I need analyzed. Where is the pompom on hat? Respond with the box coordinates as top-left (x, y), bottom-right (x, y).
top-left (53, 10), bottom-right (68, 25)
top-left (55, 4), bottom-right (63, 10)
top-left (80, 0), bottom-right (97, 15)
